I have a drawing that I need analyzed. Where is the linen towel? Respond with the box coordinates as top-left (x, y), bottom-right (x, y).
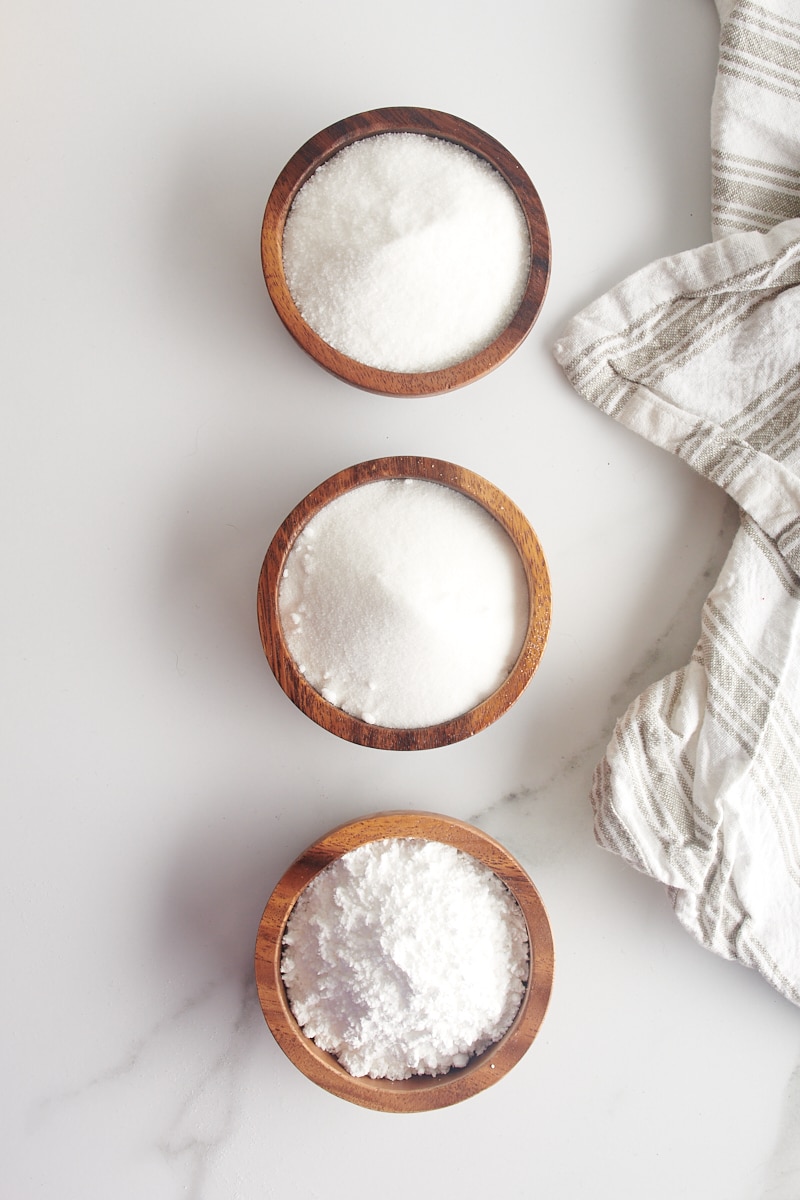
top-left (554, 0), bottom-right (800, 1006)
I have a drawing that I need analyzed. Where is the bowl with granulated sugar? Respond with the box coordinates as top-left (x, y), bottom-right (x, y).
top-left (257, 456), bottom-right (551, 750)
top-left (261, 107), bottom-right (550, 396)
top-left (254, 810), bottom-right (555, 1113)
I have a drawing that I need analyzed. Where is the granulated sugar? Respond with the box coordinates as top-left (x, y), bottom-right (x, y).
top-left (278, 478), bottom-right (529, 728)
top-left (282, 132), bottom-right (530, 372)
top-left (281, 837), bottom-right (529, 1080)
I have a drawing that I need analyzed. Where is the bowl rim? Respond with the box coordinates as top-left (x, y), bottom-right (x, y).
top-left (261, 106), bottom-right (551, 396)
top-left (256, 455), bottom-right (551, 751)
top-left (254, 810), bottom-right (555, 1113)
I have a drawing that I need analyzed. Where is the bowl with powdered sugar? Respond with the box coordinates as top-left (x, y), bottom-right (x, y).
top-left (254, 810), bottom-right (554, 1112)
top-left (257, 455), bottom-right (551, 751)
top-left (261, 107), bottom-right (550, 396)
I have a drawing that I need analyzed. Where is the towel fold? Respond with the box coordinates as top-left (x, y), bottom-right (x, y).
top-left (554, 0), bottom-right (800, 1006)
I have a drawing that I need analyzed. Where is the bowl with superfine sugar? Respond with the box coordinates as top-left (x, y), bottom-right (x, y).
top-left (254, 810), bottom-right (555, 1112)
top-left (261, 107), bottom-right (550, 396)
top-left (256, 456), bottom-right (551, 750)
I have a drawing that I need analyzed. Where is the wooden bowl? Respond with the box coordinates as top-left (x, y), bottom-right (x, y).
top-left (256, 456), bottom-right (551, 751)
top-left (254, 811), bottom-right (555, 1113)
top-left (261, 107), bottom-right (550, 396)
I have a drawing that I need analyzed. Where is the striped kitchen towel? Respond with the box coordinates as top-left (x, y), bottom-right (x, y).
top-left (554, 0), bottom-right (800, 1006)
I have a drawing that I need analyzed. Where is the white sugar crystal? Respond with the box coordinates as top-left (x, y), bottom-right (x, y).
top-left (278, 478), bottom-right (529, 728)
top-left (282, 132), bottom-right (530, 372)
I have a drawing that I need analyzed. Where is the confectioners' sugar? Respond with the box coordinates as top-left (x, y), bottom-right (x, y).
top-left (278, 478), bottom-right (529, 728)
top-left (281, 837), bottom-right (529, 1080)
top-left (282, 132), bottom-right (530, 372)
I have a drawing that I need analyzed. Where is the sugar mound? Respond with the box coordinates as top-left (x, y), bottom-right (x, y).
top-left (281, 837), bottom-right (529, 1080)
top-left (278, 478), bottom-right (530, 728)
top-left (282, 132), bottom-right (530, 372)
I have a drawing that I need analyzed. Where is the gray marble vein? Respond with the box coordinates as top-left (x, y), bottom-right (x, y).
top-left (761, 1040), bottom-right (800, 1199)
top-left (28, 968), bottom-right (261, 1195)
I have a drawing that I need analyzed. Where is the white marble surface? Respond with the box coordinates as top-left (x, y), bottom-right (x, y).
top-left (3, 0), bottom-right (799, 1196)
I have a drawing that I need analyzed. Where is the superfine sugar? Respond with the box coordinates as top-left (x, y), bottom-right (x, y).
top-left (282, 132), bottom-right (530, 372)
top-left (281, 837), bottom-right (529, 1080)
top-left (278, 478), bottom-right (529, 728)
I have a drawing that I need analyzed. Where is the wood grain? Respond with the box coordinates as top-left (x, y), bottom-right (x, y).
top-left (254, 811), bottom-right (555, 1113)
top-left (256, 456), bottom-right (551, 751)
top-left (261, 107), bottom-right (551, 396)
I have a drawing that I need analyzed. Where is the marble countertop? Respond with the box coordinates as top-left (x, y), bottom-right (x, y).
top-left (3, 0), bottom-right (798, 1196)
